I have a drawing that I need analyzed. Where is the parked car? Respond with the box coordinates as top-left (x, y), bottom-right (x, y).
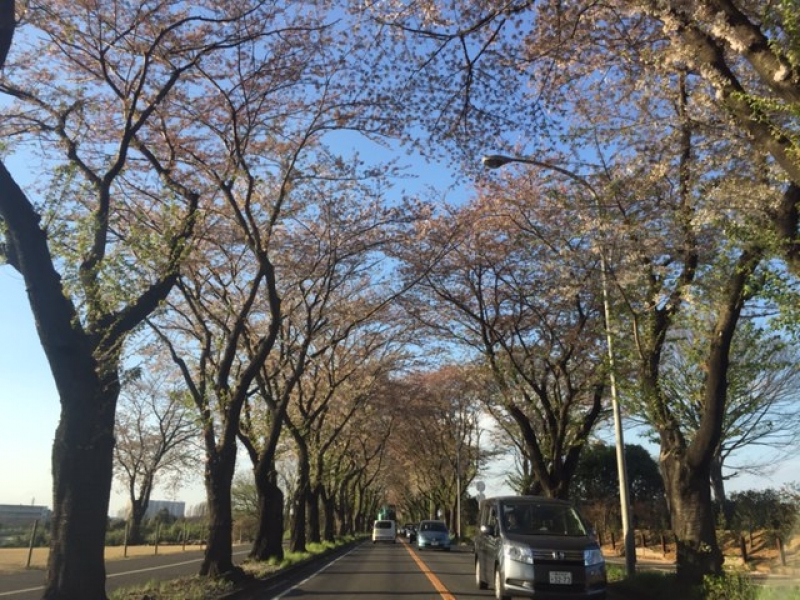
top-left (473, 496), bottom-right (606, 599)
top-left (415, 519), bottom-right (451, 551)
top-left (371, 519), bottom-right (396, 543)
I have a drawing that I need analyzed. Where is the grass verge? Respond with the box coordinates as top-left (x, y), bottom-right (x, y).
top-left (108, 537), bottom-right (357, 600)
top-left (607, 565), bottom-right (800, 600)
top-left (109, 576), bottom-right (235, 600)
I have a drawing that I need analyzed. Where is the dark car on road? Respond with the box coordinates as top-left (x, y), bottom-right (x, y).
top-left (474, 496), bottom-right (606, 599)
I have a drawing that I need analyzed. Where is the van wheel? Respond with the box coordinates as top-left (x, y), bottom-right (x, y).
top-left (475, 558), bottom-right (488, 589)
top-left (494, 566), bottom-right (511, 600)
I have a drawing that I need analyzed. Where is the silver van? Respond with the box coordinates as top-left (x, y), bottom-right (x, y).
top-left (371, 519), bottom-right (397, 543)
top-left (474, 496), bottom-right (606, 599)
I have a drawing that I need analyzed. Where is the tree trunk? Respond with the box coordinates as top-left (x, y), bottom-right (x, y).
top-left (289, 482), bottom-right (308, 552)
top-left (307, 483), bottom-right (321, 544)
top-left (44, 379), bottom-right (118, 600)
top-left (200, 443), bottom-right (245, 581)
top-left (336, 473), bottom-right (358, 536)
top-left (709, 452), bottom-right (729, 528)
top-left (354, 483), bottom-right (367, 533)
top-left (336, 484), bottom-right (349, 536)
top-left (128, 477), bottom-right (155, 546)
top-left (249, 468), bottom-right (284, 562)
top-left (289, 444), bottom-right (309, 553)
top-left (289, 490), bottom-right (307, 553)
top-left (129, 499), bottom-right (146, 545)
top-left (322, 487), bottom-right (336, 542)
top-left (660, 446), bottom-right (722, 583)
top-left (661, 246), bottom-right (757, 583)
top-left (0, 1), bottom-right (15, 69)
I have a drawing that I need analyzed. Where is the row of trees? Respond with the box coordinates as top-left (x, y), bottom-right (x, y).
top-left (0, 1), bottom-right (411, 597)
top-left (569, 444), bottom-right (798, 540)
top-left (354, 0), bottom-right (800, 585)
top-left (1, 1), bottom-right (800, 598)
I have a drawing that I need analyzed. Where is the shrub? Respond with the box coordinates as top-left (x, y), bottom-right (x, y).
top-left (704, 572), bottom-right (800, 600)
top-left (703, 572), bottom-right (758, 600)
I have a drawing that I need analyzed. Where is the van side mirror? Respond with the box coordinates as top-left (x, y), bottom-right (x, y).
top-left (480, 524), bottom-right (496, 536)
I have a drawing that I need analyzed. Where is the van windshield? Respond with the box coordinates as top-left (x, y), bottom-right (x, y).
top-left (500, 501), bottom-right (587, 536)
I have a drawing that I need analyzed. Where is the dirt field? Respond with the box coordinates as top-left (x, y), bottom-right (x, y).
top-left (600, 530), bottom-right (800, 574)
top-left (0, 544), bottom-right (206, 574)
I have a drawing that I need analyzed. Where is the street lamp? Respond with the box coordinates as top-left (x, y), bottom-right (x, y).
top-left (482, 153), bottom-right (636, 576)
top-left (456, 443), bottom-right (461, 541)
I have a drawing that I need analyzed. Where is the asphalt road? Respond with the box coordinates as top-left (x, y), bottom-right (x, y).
top-left (243, 539), bottom-right (624, 600)
top-left (262, 540), bottom-right (500, 600)
top-left (0, 539), bottom-right (676, 599)
top-left (0, 545), bottom-right (250, 600)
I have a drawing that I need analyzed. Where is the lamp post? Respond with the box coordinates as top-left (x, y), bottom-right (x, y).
top-left (456, 442), bottom-right (461, 541)
top-left (482, 153), bottom-right (636, 575)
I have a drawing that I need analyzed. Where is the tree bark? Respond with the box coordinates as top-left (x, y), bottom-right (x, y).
top-left (44, 375), bottom-right (118, 600)
top-left (249, 468), bottom-right (284, 562)
top-left (660, 444), bottom-right (723, 582)
top-left (289, 443), bottom-right (309, 553)
top-left (336, 473), bottom-right (359, 536)
top-left (709, 452), bottom-right (730, 528)
top-left (238, 373), bottom-right (293, 562)
top-left (0, 0), bottom-right (13, 69)
top-left (200, 443), bottom-right (244, 581)
top-left (126, 473), bottom-right (156, 545)
top-left (322, 486), bottom-right (336, 543)
top-left (129, 499), bottom-right (146, 545)
top-left (307, 483), bottom-right (322, 544)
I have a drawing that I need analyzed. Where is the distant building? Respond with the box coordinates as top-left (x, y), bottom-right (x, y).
top-left (146, 499), bottom-right (185, 520)
top-left (0, 504), bottom-right (51, 525)
top-left (122, 499), bottom-right (186, 521)
top-left (187, 502), bottom-right (208, 518)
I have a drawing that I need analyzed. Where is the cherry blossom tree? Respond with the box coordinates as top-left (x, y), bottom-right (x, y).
top-left (659, 316), bottom-right (800, 515)
top-left (114, 366), bottom-right (199, 544)
top-left (392, 366), bottom-right (483, 531)
top-left (140, 2), bottom-right (396, 576)
top-left (355, 0), bottom-right (800, 583)
top-left (235, 174), bottom-right (409, 559)
top-left (396, 181), bottom-right (609, 500)
top-left (0, 2), bottom-right (270, 597)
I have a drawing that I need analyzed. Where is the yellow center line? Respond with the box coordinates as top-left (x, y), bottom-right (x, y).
top-left (403, 542), bottom-right (456, 600)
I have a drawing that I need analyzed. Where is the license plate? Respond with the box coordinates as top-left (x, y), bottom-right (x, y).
top-left (549, 571), bottom-right (572, 585)
top-left (431, 540), bottom-right (439, 545)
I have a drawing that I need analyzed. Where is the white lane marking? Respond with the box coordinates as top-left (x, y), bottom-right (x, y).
top-left (0, 550), bottom-right (249, 597)
top-left (0, 587), bottom-right (42, 597)
top-left (271, 545), bottom-right (362, 599)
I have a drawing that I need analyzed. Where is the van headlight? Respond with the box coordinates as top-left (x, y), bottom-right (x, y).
top-left (506, 542), bottom-right (534, 565)
top-left (584, 547), bottom-right (604, 567)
